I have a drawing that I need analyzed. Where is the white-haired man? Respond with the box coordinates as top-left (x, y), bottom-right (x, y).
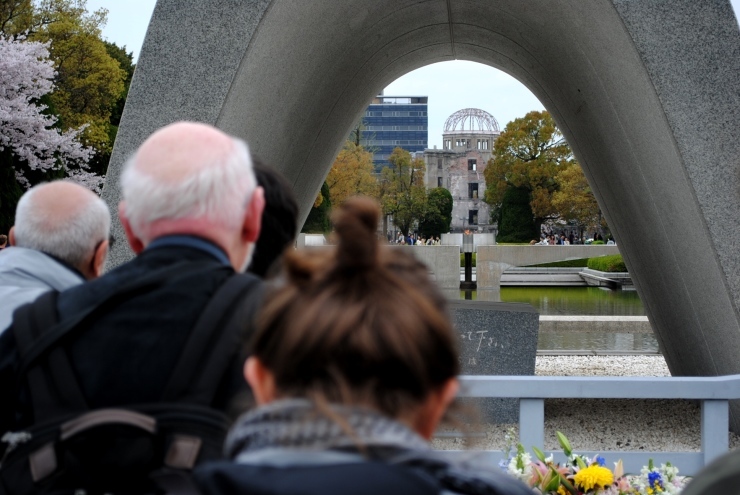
top-left (0, 123), bottom-right (265, 486)
top-left (0, 181), bottom-right (110, 332)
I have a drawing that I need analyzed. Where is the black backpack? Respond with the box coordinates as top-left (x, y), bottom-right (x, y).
top-left (0, 268), bottom-right (261, 495)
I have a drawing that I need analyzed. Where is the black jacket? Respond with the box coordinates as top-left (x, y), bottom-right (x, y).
top-left (192, 400), bottom-right (533, 495)
top-left (0, 237), bottom-right (264, 433)
top-left (194, 452), bottom-right (534, 495)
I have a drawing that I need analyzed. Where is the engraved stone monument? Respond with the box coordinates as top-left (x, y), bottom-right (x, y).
top-left (450, 300), bottom-right (539, 423)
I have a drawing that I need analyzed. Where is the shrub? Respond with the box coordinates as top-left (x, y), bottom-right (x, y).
top-left (592, 240), bottom-right (605, 245)
top-left (587, 254), bottom-right (627, 272)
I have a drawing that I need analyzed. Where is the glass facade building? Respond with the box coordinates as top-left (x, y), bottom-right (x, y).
top-left (360, 96), bottom-right (428, 171)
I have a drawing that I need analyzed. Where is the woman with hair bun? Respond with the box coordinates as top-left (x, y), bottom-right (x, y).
top-left (194, 197), bottom-right (531, 495)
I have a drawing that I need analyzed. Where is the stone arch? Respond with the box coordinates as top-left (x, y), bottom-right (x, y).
top-left (104, 1), bottom-right (740, 426)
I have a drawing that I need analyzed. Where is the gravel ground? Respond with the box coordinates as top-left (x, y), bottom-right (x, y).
top-left (433, 354), bottom-right (740, 452)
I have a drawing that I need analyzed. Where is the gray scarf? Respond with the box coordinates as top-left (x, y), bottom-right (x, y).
top-left (224, 399), bottom-right (429, 460)
top-left (223, 399), bottom-right (534, 495)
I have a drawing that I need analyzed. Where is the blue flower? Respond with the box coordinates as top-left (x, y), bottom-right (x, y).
top-left (498, 457), bottom-right (511, 471)
top-left (595, 456), bottom-right (606, 467)
top-left (648, 471), bottom-right (663, 489)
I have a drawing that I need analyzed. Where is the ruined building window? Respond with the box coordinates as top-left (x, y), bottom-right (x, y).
top-left (469, 210), bottom-right (479, 225)
top-left (444, 140), bottom-right (451, 149)
top-left (438, 177), bottom-right (443, 187)
top-left (468, 159), bottom-right (477, 171)
top-left (477, 139), bottom-right (489, 150)
top-left (437, 158), bottom-right (442, 169)
top-left (468, 183), bottom-right (479, 199)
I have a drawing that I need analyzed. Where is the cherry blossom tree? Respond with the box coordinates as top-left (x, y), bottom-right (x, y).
top-left (0, 34), bottom-right (102, 192)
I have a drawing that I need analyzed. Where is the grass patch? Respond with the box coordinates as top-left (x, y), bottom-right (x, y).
top-left (587, 254), bottom-right (626, 272)
top-left (527, 258), bottom-right (589, 268)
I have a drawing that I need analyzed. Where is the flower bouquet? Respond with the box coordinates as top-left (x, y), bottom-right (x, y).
top-left (502, 431), bottom-right (689, 494)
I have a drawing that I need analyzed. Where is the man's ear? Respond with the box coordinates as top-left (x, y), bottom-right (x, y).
top-left (242, 187), bottom-right (265, 244)
top-left (244, 356), bottom-right (276, 406)
top-left (90, 239), bottom-right (109, 279)
top-left (8, 226), bottom-right (16, 246)
top-left (118, 202), bottom-right (145, 254)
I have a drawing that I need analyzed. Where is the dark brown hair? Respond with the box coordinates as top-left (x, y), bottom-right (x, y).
top-left (252, 196), bottom-right (459, 418)
top-left (247, 157), bottom-right (298, 278)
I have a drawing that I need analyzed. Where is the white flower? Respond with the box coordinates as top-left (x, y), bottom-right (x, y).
top-left (507, 452), bottom-right (532, 481)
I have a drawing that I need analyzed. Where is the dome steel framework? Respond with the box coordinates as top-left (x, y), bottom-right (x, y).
top-left (443, 108), bottom-right (500, 133)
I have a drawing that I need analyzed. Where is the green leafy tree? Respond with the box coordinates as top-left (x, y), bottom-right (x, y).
top-left (484, 110), bottom-right (574, 233)
top-left (0, 0), bottom-right (33, 33)
top-left (497, 186), bottom-right (538, 242)
top-left (82, 40), bottom-right (135, 176)
top-left (552, 162), bottom-right (604, 240)
top-left (33, 3), bottom-right (125, 154)
top-left (302, 182), bottom-right (332, 233)
top-left (419, 187), bottom-right (452, 237)
top-left (378, 147), bottom-right (427, 236)
top-left (103, 41), bottom-right (135, 128)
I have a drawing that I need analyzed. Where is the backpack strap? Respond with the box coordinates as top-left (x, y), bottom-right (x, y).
top-left (162, 273), bottom-right (262, 404)
top-left (16, 262), bottom-right (208, 377)
top-left (14, 262), bottom-right (211, 423)
top-left (13, 291), bottom-right (88, 420)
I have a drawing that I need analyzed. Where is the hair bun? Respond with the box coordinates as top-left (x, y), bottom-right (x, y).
top-left (332, 196), bottom-right (379, 271)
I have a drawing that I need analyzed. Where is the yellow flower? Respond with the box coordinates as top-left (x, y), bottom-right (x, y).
top-left (557, 486), bottom-right (568, 495)
top-left (573, 465), bottom-right (614, 492)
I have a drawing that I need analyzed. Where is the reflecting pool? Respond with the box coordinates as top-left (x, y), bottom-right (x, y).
top-left (461, 287), bottom-right (645, 316)
top-left (459, 287), bottom-right (654, 351)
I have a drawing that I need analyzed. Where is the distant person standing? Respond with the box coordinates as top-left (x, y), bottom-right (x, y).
top-left (0, 235), bottom-right (7, 250)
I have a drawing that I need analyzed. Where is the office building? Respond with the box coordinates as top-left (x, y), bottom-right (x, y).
top-left (360, 95), bottom-right (428, 170)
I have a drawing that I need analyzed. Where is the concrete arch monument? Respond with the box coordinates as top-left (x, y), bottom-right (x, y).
top-left (104, 1), bottom-right (740, 426)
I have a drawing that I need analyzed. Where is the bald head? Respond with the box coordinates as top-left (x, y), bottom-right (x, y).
top-left (12, 181), bottom-right (111, 276)
top-left (133, 122), bottom-right (239, 183)
top-left (20, 182), bottom-right (102, 230)
top-left (119, 121), bottom-right (262, 271)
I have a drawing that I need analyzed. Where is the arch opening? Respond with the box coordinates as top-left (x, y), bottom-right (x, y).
top-left (108, 0), bottom-right (740, 428)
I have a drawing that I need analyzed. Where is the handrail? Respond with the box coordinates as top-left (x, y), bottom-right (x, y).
top-left (440, 374), bottom-right (740, 476)
top-left (458, 374), bottom-right (740, 400)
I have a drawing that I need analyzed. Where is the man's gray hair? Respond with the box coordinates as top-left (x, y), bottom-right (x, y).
top-left (14, 183), bottom-right (111, 268)
top-left (121, 137), bottom-right (257, 241)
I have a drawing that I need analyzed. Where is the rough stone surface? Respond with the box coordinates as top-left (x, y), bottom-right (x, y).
top-left (450, 301), bottom-right (539, 423)
top-left (101, 0), bottom-right (271, 267)
top-left (108, 0), bottom-right (740, 426)
top-left (539, 316), bottom-right (651, 334)
top-left (395, 245), bottom-right (460, 289)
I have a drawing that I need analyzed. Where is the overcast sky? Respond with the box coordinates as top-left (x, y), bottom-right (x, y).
top-left (88, 1), bottom-right (740, 149)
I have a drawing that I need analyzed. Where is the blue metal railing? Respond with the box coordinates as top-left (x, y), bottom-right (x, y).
top-left (443, 374), bottom-right (740, 476)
